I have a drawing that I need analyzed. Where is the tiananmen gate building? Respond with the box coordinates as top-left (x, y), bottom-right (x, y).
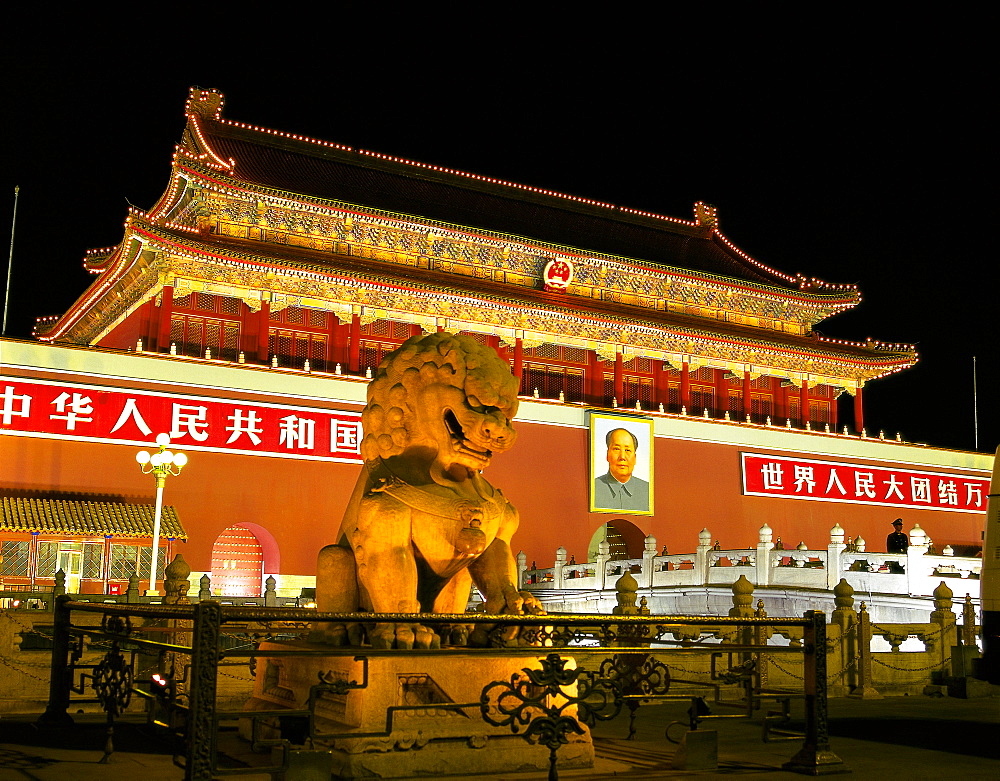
top-left (0, 87), bottom-right (989, 596)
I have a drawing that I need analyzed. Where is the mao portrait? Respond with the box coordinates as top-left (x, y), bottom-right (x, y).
top-left (589, 413), bottom-right (653, 515)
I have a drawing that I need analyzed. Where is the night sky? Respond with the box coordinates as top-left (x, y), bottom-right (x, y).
top-left (2, 24), bottom-right (993, 454)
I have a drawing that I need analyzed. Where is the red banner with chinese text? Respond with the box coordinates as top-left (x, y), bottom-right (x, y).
top-left (741, 452), bottom-right (987, 513)
top-left (1, 378), bottom-right (363, 463)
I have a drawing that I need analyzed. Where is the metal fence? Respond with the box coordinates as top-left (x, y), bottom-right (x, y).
top-left (36, 597), bottom-right (846, 779)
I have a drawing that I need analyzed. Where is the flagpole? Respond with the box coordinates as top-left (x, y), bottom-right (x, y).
top-left (3, 185), bottom-right (19, 336)
top-left (973, 355), bottom-right (979, 451)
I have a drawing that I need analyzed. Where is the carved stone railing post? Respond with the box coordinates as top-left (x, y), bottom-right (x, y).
top-left (198, 574), bottom-right (212, 601)
top-left (961, 593), bottom-right (978, 648)
top-left (830, 579), bottom-right (855, 694)
top-left (930, 580), bottom-right (957, 672)
top-left (264, 575), bottom-right (277, 607)
top-left (756, 524), bottom-right (774, 587)
top-left (849, 601), bottom-right (881, 699)
top-left (53, 569), bottom-right (66, 597)
top-left (126, 575), bottom-right (140, 603)
top-left (641, 534), bottom-right (657, 590)
top-left (163, 554), bottom-right (191, 605)
top-left (827, 524), bottom-right (847, 590)
top-left (695, 528), bottom-right (712, 586)
top-left (595, 540), bottom-right (610, 590)
top-left (553, 546), bottom-right (567, 590)
top-left (728, 574), bottom-right (755, 618)
top-left (515, 551), bottom-right (527, 589)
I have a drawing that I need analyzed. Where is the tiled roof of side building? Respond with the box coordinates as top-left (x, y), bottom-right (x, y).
top-left (1, 496), bottom-right (187, 540)
top-left (199, 119), bottom-right (799, 290)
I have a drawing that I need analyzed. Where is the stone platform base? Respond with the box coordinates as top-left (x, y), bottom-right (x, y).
top-left (241, 640), bottom-right (594, 779)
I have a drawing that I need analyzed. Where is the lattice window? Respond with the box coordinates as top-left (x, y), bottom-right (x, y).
top-left (194, 292), bottom-right (216, 311)
top-left (523, 364), bottom-right (584, 401)
top-left (358, 340), bottom-right (402, 374)
top-left (220, 296), bottom-right (241, 315)
top-left (728, 392), bottom-right (742, 414)
top-left (0, 540), bottom-right (29, 577)
top-left (139, 547), bottom-right (167, 580)
top-left (172, 293), bottom-right (191, 308)
top-left (110, 545), bottom-right (138, 580)
top-left (620, 376), bottom-right (652, 408)
top-left (37, 542), bottom-right (58, 578)
top-left (285, 307), bottom-right (304, 324)
top-left (462, 331), bottom-right (490, 345)
top-left (628, 357), bottom-right (652, 373)
top-left (751, 395), bottom-right (773, 419)
top-left (809, 401), bottom-right (831, 423)
top-left (752, 375), bottom-right (772, 389)
top-left (110, 545), bottom-right (164, 581)
top-left (691, 388), bottom-right (715, 414)
top-left (691, 366), bottom-right (715, 382)
top-left (222, 322), bottom-right (239, 361)
top-left (391, 321), bottom-right (413, 339)
top-left (668, 386), bottom-right (680, 407)
top-left (811, 384), bottom-right (831, 398)
top-left (169, 318), bottom-right (185, 350)
top-left (308, 309), bottom-right (328, 328)
top-left (82, 543), bottom-right (103, 579)
top-left (171, 315), bottom-right (240, 360)
top-left (564, 347), bottom-right (587, 364)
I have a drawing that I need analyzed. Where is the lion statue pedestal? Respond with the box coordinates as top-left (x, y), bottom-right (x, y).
top-left (241, 642), bottom-right (594, 778)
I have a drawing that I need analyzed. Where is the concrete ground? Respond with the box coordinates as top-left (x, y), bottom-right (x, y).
top-left (1, 694), bottom-right (998, 780)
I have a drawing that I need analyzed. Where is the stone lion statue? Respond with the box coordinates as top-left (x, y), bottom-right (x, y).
top-left (314, 332), bottom-right (543, 648)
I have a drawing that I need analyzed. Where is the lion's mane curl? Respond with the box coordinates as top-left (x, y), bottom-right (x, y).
top-left (360, 332), bottom-right (520, 462)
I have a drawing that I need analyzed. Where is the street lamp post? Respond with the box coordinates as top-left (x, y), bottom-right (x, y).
top-left (136, 433), bottom-right (187, 595)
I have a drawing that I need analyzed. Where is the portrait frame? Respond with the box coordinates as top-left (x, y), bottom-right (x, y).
top-left (588, 411), bottom-right (654, 515)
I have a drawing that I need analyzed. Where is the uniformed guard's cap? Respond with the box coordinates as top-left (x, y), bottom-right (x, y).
top-left (891, 519), bottom-right (903, 526)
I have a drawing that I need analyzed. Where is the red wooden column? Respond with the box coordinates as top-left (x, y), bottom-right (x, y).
top-left (614, 352), bottom-right (624, 406)
top-left (714, 369), bottom-right (728, 418)
top-left (743, 370), bottom-right (752, 419)
top-left (586, 350), bottom-right (601, 406)
top-left (854, 386), bottom-right (865, 433)
top-left (255, 300), bottom-right (271, 364)
top-left (830, 390), bottom-right (839, 429)
top-left (326, 314), bottom-right (342, 370)
top-left (800, 380), bottom-right (810, 427)
top-left (513, 338), bottom-right (523, 394)
top-left (680, 361), bottom-right (691, 412)
top-left (155, 285), bottom-right (174, 353)
top-left (348, 314), bottom-right (361, 374)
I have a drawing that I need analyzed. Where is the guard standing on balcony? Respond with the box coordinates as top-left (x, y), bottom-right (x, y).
top-left (887, 519), bottom-right (908, 554)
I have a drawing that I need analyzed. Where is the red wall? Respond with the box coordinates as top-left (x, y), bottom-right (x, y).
top-left (2, 422), bottom-right (985, 576)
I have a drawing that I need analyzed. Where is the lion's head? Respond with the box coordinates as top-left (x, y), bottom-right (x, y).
top-left (361, 333), bottom-right (520, 474)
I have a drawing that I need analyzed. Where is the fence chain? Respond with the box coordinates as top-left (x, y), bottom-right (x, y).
top-left (760, 653), bottom-right (804, 681)
top-left (870, 655), bottom-right (951, 673)
top-left (0, 650), bottom-right (52, 682)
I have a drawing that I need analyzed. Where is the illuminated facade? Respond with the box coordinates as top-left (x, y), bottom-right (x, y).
top-left (2, 87), bottom-right (989, 595)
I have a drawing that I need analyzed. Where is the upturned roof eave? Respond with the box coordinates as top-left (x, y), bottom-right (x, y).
top-left (69, 220), bottom-right (915, 376)
top-left (167, 154), bottom-right (862, 313)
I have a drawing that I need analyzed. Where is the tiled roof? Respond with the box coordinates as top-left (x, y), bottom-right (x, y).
top-left (201, 121), bottom-right (792, 289)
top-left (0, 497), bottom-right (187, 539)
